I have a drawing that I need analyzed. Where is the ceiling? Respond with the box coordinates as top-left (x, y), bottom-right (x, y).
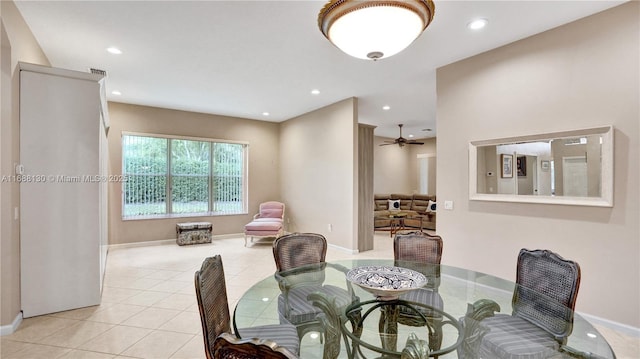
top-left (15, 1), bottom-right (625, 139)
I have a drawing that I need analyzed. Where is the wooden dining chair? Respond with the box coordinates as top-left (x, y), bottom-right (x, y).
top-left (384, 231), bottom-right (445, 354)
top-left (272, 233), bottom-right (357, 353)
top-left (212, 332), bottom-right (298, 359)
top-left (195, 255), bottom-right (300, 358)
top-left (460, 249), bottom-right (581, 359)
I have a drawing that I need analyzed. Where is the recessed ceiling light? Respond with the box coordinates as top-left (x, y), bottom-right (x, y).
top-left (106, 47), bottom-right (122, 55)
top-left (382, 105), bottom-right (391, 111)
top-left (409, 134), bottom-right (414, 138)
top-left (111, 90), bottom-right (121, 96)
top-left (468, 18), bottom-right (488, 31)
top-left (311, 89), bottom-right (320, 95)
top-left (262, 112), bottom-right (270, 116)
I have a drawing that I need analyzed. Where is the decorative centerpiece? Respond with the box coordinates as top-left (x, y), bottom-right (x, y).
top-left (346, 265), bottom-right (427, 300)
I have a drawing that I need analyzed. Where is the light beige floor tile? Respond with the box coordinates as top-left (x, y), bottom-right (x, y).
top-left (5, 316), bottom-right (79, 343)
top-left (48, 303), bottom-right (116, 320)
top-left (86, 303), bottom-right (146, 324)
top-left (38, 320), bottom-right (115, 348)
top-left (1, 341), bottom-right (71, 359)
top-left (169, 335), bottom-right (206, 359)
top-left (116, 278), bottom-right (165, 291)
top-left (59, 349), bottom-right (117, 359)
top-left (158, 310), bottom-right (202, 334)
top-left (101, 287), bottom-right (145, 303)
top-left (77, 326), bottom-right (151, 355)
top-left (152, 293), bottom-right (196, 311)
top-left (183, 302), bottom-right (200, 313)
top-left (148, 280), bottom-right (192, 293)
top-left (0, 338), bottom-right (26, 357)
top-left (121, 307), bottom-right (182, 329)
top-left (104, 267), bottom-right (159, 279)
top-left (164, 271), bottom-right (195, 283)
top-left (120, 290), bottom-right (172, 306)
top-left (175, 285), bottom-right (196, 295)
top-left (143, 269), bottom-right (183, 280)
top-left (120, 330), bottom-right (194, 359)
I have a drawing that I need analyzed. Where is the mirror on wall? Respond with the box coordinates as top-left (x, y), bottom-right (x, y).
top-left (469, 126), bottom-right (613, 207)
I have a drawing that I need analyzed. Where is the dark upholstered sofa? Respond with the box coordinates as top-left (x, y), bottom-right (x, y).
top-left (374, 194), bottom-right (436, 230)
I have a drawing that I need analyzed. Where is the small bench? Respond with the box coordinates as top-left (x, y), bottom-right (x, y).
top-left (176, 222), bottom-right (212, 246)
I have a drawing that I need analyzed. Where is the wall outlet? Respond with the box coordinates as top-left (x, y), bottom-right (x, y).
top-left (328, 224), bottom-right (332, 232)
top-left (14, 207), bottom-right (19, 220)
top-left (444, 201), bottom-right (453, 210)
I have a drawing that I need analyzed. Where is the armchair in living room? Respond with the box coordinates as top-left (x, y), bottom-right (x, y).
top-left (243, 201), bottom-right (285, 247)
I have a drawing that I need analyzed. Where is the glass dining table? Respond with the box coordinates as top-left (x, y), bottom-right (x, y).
top-left (233, 259), bottom-right (616, 359)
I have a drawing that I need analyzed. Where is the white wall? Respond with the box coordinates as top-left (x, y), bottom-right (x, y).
top-left (0, 0), bottom-right (51, 328)
top-left (280, 98), bottom-right (358, 251)
top-left (436, 2), bottom-right (639, 328)
top-left (374, 136), bottom-right (436, 195)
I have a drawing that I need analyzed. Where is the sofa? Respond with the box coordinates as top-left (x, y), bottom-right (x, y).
top-left (374, 194), bottom-right (436, 230)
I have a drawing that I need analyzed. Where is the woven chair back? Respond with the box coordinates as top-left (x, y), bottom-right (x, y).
top-left (212, 333), bottom-right (298, 359)
top-left (513, 249), bottom-right (581, 342)
top-left (394, 231), bottom-right (443, 289)
top-left (272, 233), bottom-right (328, 272)
top-left (195, 255), bottom-right (232, 359)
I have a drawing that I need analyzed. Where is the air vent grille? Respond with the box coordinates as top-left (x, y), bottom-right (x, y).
top-left (90, 68), bottom-right (107, 76)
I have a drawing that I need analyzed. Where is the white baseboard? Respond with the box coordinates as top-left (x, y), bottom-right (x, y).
top-left (327, 243), bottom-right (359, 255)
top-left (0, 312), bottom-right (22, 336)
top-left (108, 233), bottom-right (244, 251)
top-left (578, 311), bottom-right (640, 338)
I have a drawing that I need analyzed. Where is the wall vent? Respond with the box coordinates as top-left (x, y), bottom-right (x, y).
top-left (90, 68), bottom-right (107, 76)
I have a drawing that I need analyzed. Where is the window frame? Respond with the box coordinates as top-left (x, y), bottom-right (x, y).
top-left (121, 131), bottom-right (249, 220)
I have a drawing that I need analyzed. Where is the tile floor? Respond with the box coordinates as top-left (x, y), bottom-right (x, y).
top-left (1, 233), bottom-right (638, 358)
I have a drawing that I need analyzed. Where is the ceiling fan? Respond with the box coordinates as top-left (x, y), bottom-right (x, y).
top-left (380, 124), bottom-right (424, 147)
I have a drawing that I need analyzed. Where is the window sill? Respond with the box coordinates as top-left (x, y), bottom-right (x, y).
top-left (122, 212), bottom-right (247, 221)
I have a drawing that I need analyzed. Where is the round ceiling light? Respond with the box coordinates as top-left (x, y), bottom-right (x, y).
top-left (468, 18), bottom-right (488, 30)
top-left (106, 47), bottom-right (122, 55)
top-left (318, 0), bottom-right (435, 61)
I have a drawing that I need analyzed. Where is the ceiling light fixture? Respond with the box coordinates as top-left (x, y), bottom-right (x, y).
top-left (467, 18), bottom-right (488, 30)
top-left (106, 47), bottom-right (122, 55)
top-left (111, 90), bottom-right (122, 96)
top-left (382, 105), bottom-right (391, 110)
top-left (318, 0), bottom-right (435, 61)
top-left (262, 112), bottom-right (270, 116)
top-left (311, 89), bottom-right (320, 95)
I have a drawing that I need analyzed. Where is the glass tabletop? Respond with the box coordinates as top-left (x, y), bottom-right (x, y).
top-left (233, 258), bottom-right (615, 358)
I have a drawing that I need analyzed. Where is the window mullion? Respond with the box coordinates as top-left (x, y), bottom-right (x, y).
top-left (166, 139), bottom-right (172, 214)
top-left (209, 142), bottom-right (215, 213)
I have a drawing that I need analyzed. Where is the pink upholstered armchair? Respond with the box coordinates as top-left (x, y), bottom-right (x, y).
top-left (243, 201), bottom-right (285, 247)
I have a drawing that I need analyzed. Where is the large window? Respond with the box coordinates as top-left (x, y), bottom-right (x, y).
top-left (122, 134), bottom-right (247, 219)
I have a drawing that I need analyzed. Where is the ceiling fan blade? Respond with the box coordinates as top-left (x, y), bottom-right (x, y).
top-left (407, 141), bottom-right (425, 145)
top-left (379, 143), bottom-right (396, 146)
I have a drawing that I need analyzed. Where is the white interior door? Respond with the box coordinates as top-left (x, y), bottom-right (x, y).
top-left (563, 156), bottom-right (588, 197)
top-left (418, 155), bottom-right (436, 195)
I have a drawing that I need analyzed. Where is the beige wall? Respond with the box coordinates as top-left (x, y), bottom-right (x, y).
top-left (280, 98), bottom-right (358, 251)
top-left (436, 2), bottom-right (639, 328)
top-left (374, 136), bottom-right (436, 195)
top-left (0, 0), bottom-right (50, 328)
top-left (107, 102), bottom-right (281, 245)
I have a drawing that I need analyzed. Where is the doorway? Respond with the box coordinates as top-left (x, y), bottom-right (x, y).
top-left (563, 156), bottom-right (588, 196)
top-left (418, 154), bottom-right (436, 194)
